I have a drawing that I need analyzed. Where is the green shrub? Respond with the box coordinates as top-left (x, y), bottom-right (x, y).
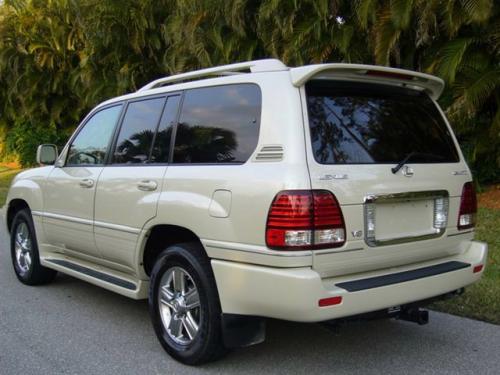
top-left (5, 121), bottom-right (60, 166)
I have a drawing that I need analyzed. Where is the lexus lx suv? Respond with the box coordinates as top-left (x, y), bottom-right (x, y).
top-left (5, 59), bottom-right (488, 365)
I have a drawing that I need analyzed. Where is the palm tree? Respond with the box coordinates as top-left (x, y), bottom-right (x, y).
top-left (0, 0), bottom-right (498, 181)
top-left (352, 0), bottom-right (498, 182)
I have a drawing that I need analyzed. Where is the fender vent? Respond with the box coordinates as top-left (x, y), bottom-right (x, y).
top-left (254, 145), bottom-right (284, 162)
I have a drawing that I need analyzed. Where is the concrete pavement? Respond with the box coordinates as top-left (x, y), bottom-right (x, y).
top-left (1, 216), bottom-right (499, 374)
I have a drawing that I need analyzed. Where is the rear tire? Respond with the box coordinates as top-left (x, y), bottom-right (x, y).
top-left (10, 209), bottom-right (57, 285)
top-left (149, 242), bottom-right (226, 365)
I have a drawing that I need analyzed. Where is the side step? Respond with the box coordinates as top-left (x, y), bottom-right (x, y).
top-left (46, 259), bottom-right (136, 290)
top-left (43, 258), bottom-right (148, 299)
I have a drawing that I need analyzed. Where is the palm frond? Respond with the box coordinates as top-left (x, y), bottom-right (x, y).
top-left (434, 38), bottom-right (474, 83)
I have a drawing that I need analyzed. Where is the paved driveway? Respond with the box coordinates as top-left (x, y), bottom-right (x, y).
top-left (0, 215), bottom-right (499, 374)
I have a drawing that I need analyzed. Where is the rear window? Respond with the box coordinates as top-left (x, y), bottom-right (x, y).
top-left (305, 81), bottom-right (459, 164)
top-left (173, 84), bottom-right (261, 164)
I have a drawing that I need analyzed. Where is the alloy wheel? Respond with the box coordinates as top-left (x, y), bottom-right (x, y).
top-left (14, 222), bottom-right (32, 275)
top-left (158, 266), bottom-right (201, 345)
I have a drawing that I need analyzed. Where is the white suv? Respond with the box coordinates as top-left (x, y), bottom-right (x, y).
top-left (5, 59), bottom-right (488, 364)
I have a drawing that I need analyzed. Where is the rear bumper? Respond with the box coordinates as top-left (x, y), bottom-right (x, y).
top-left (211, 240), bottom-right (487, 322)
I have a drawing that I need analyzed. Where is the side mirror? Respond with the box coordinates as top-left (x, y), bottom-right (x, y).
top-left (36, 144), bottom-right (58, 165)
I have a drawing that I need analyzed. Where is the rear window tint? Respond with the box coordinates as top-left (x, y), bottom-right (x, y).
top-left (113, 97), bottom-right (165, 164)
top-left (150, 95), bottom-right (181, 163)
top-left (173, 84), bottom-right (261, 164)
top-left (306, 81), bottom-right (459, 164)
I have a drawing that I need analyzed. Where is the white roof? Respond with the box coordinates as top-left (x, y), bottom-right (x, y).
top-left (136, 59), bottom-right (445, 100)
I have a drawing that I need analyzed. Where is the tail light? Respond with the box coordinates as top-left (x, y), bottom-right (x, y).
top-left (457, 182), bottom-right (477, 230)
top-left (266, 190), bottom-right (345, 250)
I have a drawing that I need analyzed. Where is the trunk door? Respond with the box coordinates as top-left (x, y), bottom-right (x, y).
top-left (302, 80), bottom-right (471, 277)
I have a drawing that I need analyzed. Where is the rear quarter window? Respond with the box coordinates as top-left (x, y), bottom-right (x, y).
top-left (305, 81), bottom-right (460, 164)
top-left (173, 84), bottom-right (261, 164)
top-left (113, 97), bottom-right (166, 164)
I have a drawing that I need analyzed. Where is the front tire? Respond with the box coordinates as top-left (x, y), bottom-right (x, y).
top-left (10, 209), bottom-right (57, 285)
top-left (149, 242), bottom-right (226, 365)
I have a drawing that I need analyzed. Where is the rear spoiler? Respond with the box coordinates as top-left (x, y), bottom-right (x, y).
top-left (290, 64), bottom-right (445, 100)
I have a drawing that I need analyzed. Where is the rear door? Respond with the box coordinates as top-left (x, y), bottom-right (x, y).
top-left (302, 80), bottom-right (471, 277)
top-left (94, 94), bottom-right (180, 270)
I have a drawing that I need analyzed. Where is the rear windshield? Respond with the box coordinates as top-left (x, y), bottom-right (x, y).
top-left (305, 81), bottom-right (459, 164)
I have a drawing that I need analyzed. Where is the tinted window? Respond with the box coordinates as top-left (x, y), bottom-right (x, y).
top-left (67, 105), bottom-right (122, 166)
top-left (150, 95), bottom-right (180, 163)
top-left (306, 81), bottom-right (459, 164)
top-left (113, 97), bottom-right (166, 164)
top-left (173, 84), bottom-right (261, 163)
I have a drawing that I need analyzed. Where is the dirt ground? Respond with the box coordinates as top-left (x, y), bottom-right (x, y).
top-left (478, 184), bottom-right (500, 210)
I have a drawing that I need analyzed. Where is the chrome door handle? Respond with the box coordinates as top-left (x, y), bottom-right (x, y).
top-left (137, 180), bottom-right (158, 191)
top-left (79, 178), bottom-right (94, 188)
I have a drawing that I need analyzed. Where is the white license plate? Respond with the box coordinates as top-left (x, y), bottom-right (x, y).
top-left (374, 199), bottom-right (434, 241)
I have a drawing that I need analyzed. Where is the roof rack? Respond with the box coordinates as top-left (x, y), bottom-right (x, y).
top-left (138, 59), bottom-right (288, 92)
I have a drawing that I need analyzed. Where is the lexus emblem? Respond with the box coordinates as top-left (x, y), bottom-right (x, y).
top-left (402, 166), bottom-right (414, 177)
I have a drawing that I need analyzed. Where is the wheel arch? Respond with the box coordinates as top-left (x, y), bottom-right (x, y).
top-left (141, 224), bottom-right (209, 277)
top-left (6, 199), bottom-right (31, 232)
top-left (5, 174), bottom-right (45, 232)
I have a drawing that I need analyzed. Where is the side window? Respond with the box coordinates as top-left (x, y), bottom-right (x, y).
top-left (67, 105), bottom-right (122, 166)
top-left (173, 84), bottom-right (261, 164)
top-left (113, 97), bottom-right (166, 164)
top-left (151, 95), bottom-right (180, 163)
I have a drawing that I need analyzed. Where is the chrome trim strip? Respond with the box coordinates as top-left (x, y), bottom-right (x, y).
top-left (364, 190), bottom-right (449, 247)
top-left (364, 190), bottom-right (449, 204)
top-left (365, 231), bottom-right (445, 247)
top-left (94, 221), bottom-right (141, 235)
top-left (202, 239), bottom-right (312, 257)
top-left (38, 212), bottom-right (140, 234)
top-left (447, 230), bottom-right (474, 237)
top-left (42, 212), bottom-right (93, 226)
top-left (314, 247), bottom-right (364, 255)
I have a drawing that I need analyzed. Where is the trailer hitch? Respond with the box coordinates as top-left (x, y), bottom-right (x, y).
top-left (397, 307), bottom-right (429, 325)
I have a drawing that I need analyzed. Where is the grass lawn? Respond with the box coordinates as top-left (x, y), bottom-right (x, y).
top-left (0, 167), bottom-right (498, 323)
top-left (432, 207), bottom-right (500, 324)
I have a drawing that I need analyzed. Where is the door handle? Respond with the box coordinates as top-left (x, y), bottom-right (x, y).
top-left (79, 178), bottom-right (94, 188)
top-left (137, 180), bottom-right (158, 191)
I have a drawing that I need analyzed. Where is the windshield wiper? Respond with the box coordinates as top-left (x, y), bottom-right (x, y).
top-left (391, 152), bottom-right (445, 174)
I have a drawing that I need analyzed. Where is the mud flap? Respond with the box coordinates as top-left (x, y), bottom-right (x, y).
top-left (221, 314), bottom-right (266, 348)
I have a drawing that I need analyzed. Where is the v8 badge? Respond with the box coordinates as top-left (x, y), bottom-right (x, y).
top-left (351, 230), bottom-right (363, 238)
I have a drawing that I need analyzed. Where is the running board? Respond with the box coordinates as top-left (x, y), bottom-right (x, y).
top-left (46, 259), bottom-right (136, 290)
top-left (42, 258), bottom-right (148, 299)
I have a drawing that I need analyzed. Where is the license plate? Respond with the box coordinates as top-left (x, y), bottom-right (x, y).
top-left (375, 199), bottom-right (434, 241)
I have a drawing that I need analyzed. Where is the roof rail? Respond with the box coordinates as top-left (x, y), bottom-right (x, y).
top-left (138, 59), bottom-right (288, 92)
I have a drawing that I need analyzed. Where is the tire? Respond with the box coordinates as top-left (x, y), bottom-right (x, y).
top-left (149, 242), bottom-right (226, 365)
top-left (10, 208), bottom-right (57, 285)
